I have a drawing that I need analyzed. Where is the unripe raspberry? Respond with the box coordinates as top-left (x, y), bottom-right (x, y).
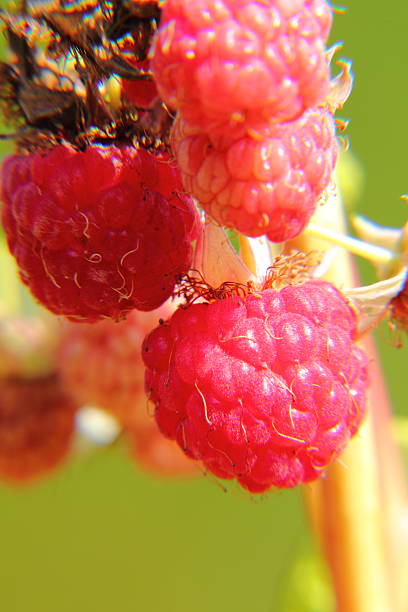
top-left (1, 145), bottom-right (200, 322)
top-left (171, 107), bottom-right (337, 242)
top-left (151, 0), bottom-right (332, 130)
top-left (0, 374), bottom-right (76, 484)
top-left (58, 306), bottom-right (172, 429)
top-left (142, 279), bottom-right (368, 492)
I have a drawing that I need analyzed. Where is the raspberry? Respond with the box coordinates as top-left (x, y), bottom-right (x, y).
top-left (0, 374), bottom-right (76, 484)
top-left (1, 144), bottom-right (200, 322)
top-left (58, 306), bottom-right (172, 429)
top-left (57, 304), bottom-right (198, 477)
top-left (171, 107), bottom-right (337, 242)
top-left (151, 0), bottom-right (332, 130)
top-left (142, 279), bottom-right (368, 492)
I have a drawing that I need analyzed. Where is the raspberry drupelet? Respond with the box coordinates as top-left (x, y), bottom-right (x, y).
top-left (122, 59), bottom-right (159, 109)
top-left (1, 144), bottom-right (200, 322)
top-left (142, 278), bottom-right (368, 492)
top-left (151, 0), bottom-right (333, 132)
top-left (171, 107), bottom-right (337, 242)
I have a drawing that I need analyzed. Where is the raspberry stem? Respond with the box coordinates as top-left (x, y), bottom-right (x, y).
top-left (289, 187), bottom-right (402, 611)
top-left (305, 222), bottom-right (396, 265)
top-left (238, 235), bottom-right (275, 278)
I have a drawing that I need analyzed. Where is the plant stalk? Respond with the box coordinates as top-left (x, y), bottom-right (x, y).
top-left (289, 189), bottom-right (401, 612)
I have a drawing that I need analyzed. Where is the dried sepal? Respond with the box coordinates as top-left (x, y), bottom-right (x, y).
top-left (325, 46), bottom-right (354, 112)
top-left (344, 269), bottom-right (407, 335)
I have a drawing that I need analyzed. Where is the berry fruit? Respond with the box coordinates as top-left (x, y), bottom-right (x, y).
top-left (142, 279), bottom-right (368, 492)
top-left (0, 374), bottom-right (76, 484)
top-left (151, 0), bottom-right (332, 130)
top-left (1, 144), bottom-right (200, 322)
top-left (171, 107), bottom-right (337, 242)
top-left (58, 306), bottom-right (172, 429)
top-left (57, 305), bottom-right (198, 477)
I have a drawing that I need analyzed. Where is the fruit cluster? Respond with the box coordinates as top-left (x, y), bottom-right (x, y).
top-left (0, 0), bottom-right (370, 492)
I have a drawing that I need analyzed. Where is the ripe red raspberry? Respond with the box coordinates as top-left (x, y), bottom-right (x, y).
top-left (57, 306), bottom-right (172, 430)
top-left (151, 0), bottom-right (332, 131)
top-left (142, 279), bottom-right (368, 492)
top-left (171, 107), bottom-right (337, 242)
top-left (1, 144), bottom-right (200, 322)
top-left (0, 374), bottom-right (76, 484)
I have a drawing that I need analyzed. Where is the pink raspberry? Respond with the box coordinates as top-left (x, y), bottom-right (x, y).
top-left (1, 144), bottom-right (200, 322)
top-left (142, 279), bottom-right (368, 492)
top-left (57, 303), bottom-right (198, 477)
top-left (151, 0), bottom-right (332, 130)
top-left (0, 374), bottom-right (76, 484)
top-left (171, 107), bottom-right (337, 242)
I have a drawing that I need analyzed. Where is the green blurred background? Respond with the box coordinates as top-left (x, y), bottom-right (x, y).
top-left (0, 3), bottom-right (407, 611)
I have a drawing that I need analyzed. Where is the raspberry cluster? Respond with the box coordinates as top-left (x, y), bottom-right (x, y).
top-left (143, 279), bottom-right (368, 492)
top-left (0, 0), bottom-right (369, 493)
top-left (152, 0), bottom-right (337, 242)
